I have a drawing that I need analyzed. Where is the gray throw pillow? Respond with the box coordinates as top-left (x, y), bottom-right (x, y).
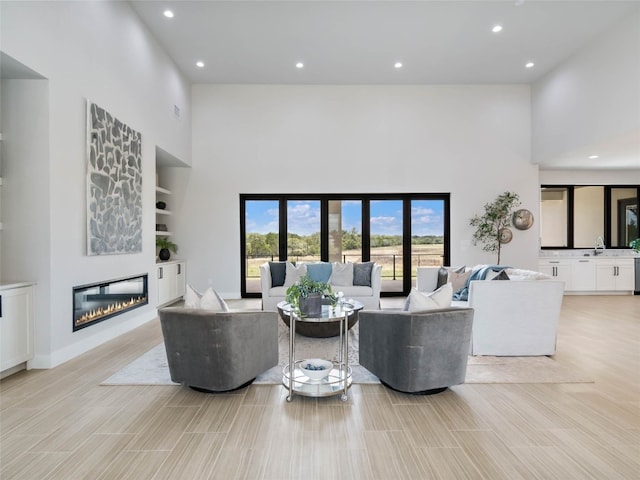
top-left (492, 270), bottom-right (510, 280)
top-left (269, 261), bottom-right (286, 287)
top-left (353, 262), bottom-right (374, 287)
top-left (436, 266), bottom-right (449, 290)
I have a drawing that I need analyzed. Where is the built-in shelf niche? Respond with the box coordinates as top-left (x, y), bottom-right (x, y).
top-left (155, 185), bottom-right (173, 236)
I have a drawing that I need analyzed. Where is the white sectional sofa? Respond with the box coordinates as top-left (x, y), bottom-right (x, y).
top-left (416, 266), bottom-right (565, 356)
top-left (260, 261), bottom-right (382, 311)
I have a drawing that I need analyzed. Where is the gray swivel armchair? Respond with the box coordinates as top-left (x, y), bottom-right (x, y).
top-left (359, 307), bottom-right (474, 394)
top-left (159, 308), bottom-right (279, 392)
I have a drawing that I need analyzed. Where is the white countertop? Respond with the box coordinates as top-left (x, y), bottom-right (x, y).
top-left (540, 249), bottom-right (637, 259)
top-left (156, 258), bottom-right (185, 265)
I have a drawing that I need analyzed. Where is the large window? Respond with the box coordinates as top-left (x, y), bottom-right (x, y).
top-left (411, 199), bottom-right (447, 273)
top-left (370, 199), bottom-right (404, 292)
top-left (243, 200), bottom-right (280, 294)
top-left (241, 194), bottom-right (450, 297)
top-left (287, 200), bottom-right (321, 262)
top-left (540, 185), bottom-right (639, 249)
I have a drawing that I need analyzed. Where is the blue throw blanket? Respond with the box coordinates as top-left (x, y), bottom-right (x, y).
top-left (452, 265), bottom-right (510, 301)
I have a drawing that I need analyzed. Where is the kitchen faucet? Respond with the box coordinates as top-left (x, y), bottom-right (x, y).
top-left (594, 236), bottom-right (605, 255)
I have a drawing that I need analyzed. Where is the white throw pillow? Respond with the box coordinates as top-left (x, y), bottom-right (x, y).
top-left (331, 262), bottom-right (354, 286)
top-left (504, 268), bottom-right (552, 281)
top-left (200, 288), bottom-right (229, 312)
top-left (405, 283), bottom-right (453, 312)
top-left (283, 262), bottom-right (308, 287)
top-left (184, 284), bottom-right (202, 308)
top-left (184, 284), bottom-right (229, 312)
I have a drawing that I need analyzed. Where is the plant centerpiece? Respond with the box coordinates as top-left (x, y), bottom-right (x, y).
top-left (286, 275), bottom-right (335, 317)
top-left (470, 191), bottom-right (521, 264)
top-left (156, 237), bottom-right (178, 261)
top-left (630, 238), bottom-right (640, 254)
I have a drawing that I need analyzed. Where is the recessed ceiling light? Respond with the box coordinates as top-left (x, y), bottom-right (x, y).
top-left (163, 10), bottom-right (174, 18)
top-left (588, 155), bottom-right (599, 159)
top-left (394, 62), bottom-right (403, 69)
top-left (492, 25), bottom-right (503, 33)
top-left (525, 62), bottom-right (535, 68)
top-left (196, 61), bottom-right (205, 68)
top-left (295, 62), bottom-right (304, 69)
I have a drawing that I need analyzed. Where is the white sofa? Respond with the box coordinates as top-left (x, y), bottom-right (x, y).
top-left (260, 261), bottom-right (382, 311)
top-left (416, 266), bottom-right (565, 356)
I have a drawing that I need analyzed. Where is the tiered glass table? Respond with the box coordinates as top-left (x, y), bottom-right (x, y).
top-left (278, 300), bottom-right (363, 402)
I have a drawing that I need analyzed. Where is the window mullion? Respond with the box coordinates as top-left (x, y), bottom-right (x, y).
top-left (279, 198), bottom-right (287, 260)
top-left (362, 200), bottom-right (371, 262)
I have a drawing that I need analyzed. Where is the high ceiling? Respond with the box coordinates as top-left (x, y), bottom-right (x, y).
top-left (127, 1), bottom-right (639, 170)
top-left (130, 0), bottom-right (636, 85)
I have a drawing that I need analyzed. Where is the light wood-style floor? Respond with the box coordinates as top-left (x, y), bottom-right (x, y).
top-left (1, 295), bottom-right (638, 479)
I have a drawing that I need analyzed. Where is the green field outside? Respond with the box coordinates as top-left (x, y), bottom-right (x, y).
top-left (245, 244), bottom-right (443, 279)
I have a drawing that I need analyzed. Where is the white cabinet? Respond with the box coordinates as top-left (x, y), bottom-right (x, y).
top-left (538, 260), bottom-right (571, 290)
top-left (571, 258), bottom-right (597, 291)
top-left (539, 255), bottom-right (636, 293)
top-left (158, 261), bottom-right (186, 307)
top-left (596, 258), bottom-right (635, 291)
top-left (158, 263), bottom-right (174, 306)
top-left (1, 284), bottom-right (35, 372)
top-left (176, 263), bottom-right (186, 298)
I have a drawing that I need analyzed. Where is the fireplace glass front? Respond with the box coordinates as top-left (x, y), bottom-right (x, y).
top-left (73, 274), bottom-right (148, 331)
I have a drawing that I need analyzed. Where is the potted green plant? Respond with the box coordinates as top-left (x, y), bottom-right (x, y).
top-left (156, 237), bottom-right (178, 261)
top-left (286, 275), bottom-right (334, 316)
top-left (469, 191), bottom-right (521, 264)
top-left (630, 238), bottom-right (640, 254)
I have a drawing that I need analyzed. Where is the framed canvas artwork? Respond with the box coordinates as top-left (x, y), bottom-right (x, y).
top-left (86, 101), bottom-right (142, 255)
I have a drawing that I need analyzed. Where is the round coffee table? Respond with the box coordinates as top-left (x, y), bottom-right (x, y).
top-left (276, 301), bottom-right (362, 337)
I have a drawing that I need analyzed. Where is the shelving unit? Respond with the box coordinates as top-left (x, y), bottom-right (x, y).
top-left (279, 301), bottom-right (362, 402)
top-left (155, 148), bottom-right (190, 306)
top-left (155, 185), bottom-right (173, 236)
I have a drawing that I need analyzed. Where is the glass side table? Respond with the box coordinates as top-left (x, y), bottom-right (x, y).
top-left (278, 301), bottom-right (363, 402)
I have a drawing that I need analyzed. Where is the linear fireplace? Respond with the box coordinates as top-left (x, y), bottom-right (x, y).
top-left (73, 274), bottom-right (148, 331)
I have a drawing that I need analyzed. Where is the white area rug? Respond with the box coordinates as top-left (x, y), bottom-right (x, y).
top-left (102, 322), bottom-right (592, 386)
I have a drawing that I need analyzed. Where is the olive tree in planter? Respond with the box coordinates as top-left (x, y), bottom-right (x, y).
top-left (469, 191), bottom-right (521, 265)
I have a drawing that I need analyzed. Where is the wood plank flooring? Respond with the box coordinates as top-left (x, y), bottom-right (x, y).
top-left (1, 295), bottom-right (638, 479)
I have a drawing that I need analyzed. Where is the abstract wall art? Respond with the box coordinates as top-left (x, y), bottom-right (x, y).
top-left (86, 101), bottom-right (143, 255)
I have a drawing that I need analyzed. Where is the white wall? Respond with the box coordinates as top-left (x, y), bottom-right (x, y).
top-left (1, 79), bottom-right (52, 358)
top-left (186, 85), bottom-right (540, 297)
top-left (0, 1), bottom-right (192, 367)
top-left (532, 10), bottom-right (640, 165)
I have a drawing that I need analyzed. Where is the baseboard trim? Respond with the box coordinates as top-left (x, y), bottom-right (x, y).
top-left (32, 310), bottom-right (158, 369)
